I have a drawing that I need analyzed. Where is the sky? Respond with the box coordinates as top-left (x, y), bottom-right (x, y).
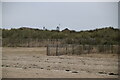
top-left (2, 2), bottom-right (118, 31)
top-left (118, 2), bottom-right (120, 29)
top-left (0, 2), bottom-right (2, 28)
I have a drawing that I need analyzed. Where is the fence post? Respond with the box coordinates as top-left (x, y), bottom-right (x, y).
top-left (56, 39), bottom-right (59, 56)
top-left (56, 44), bottom-right (59, 56)
top-left (72, 44), bottom-right (74, 55)
top-left (47, 44), bottom-right (50, 56)
top-left (79, 45), bottom-right (81, 55)
top-left (66, 44), bottom-right (67, 55)
top-left (88, 45), bottom-right (90, 54)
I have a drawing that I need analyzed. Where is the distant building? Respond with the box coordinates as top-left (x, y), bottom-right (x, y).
top-left (43, 27), bottom-right (46, 30)
top-left (56, 26), bottom-right (60, 31)
top-left (56, 24), bottom-right (60, 31)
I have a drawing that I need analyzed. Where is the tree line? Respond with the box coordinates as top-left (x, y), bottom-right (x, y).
top-left (1, 27), bottom-right (120, 47)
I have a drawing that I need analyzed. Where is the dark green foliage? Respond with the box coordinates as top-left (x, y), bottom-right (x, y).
top-left (2, 27), bottom-right (120, 47)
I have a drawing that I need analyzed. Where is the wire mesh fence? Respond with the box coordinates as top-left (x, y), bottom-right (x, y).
top-left (47, 44), bottom-right (119, 56)
top-left (2, 39), bottom-right (66, 47)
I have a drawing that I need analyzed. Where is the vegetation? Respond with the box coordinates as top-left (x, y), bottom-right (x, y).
top-left (1, 27), bottom-right (120, 47)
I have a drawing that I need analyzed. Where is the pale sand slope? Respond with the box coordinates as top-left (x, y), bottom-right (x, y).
top-left (2, 47), bottom-right (118, 78)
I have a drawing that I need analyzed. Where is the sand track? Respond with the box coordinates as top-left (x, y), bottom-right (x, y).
top-left (2, 47), bottom-right (118, 78)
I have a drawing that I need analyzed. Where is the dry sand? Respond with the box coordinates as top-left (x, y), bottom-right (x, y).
top-left (2, 47), bottom-right (118, 78)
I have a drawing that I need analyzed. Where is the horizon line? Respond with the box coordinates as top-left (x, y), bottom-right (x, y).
top-left (1, 26), bottom-right (119, 32)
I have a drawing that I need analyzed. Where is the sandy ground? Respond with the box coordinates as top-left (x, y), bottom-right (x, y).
top-left (2, 47), bottom-right (118, 78)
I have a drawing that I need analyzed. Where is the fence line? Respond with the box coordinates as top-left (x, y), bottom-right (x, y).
top-left (2, 39), bottom-right (67, 47)
top-left (47, 44), bottom-right (119, 56)
top-left (2, 38), bottom-right (104, 47)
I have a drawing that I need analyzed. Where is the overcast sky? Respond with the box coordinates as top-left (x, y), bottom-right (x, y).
top-left (0, 3), bottom-right (1, 27)
top-left (2, 2), bottom-right (118, 31)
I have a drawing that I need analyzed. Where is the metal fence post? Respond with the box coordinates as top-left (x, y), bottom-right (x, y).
top-left (72, 44), bottom-right (74, 55)
top-left (66, 44), bottom-right (68, 55)
top-left (56, 39), bottom-right (59, 56)
top-left (47, 44), bottom-right (50, 56)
